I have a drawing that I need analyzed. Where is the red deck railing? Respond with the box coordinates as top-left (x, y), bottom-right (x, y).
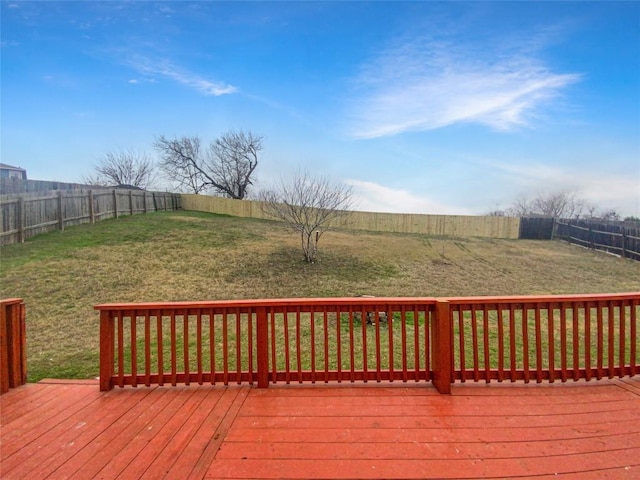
top-left (95, 293), bottom-right (639, 393)
top-left (1, 298), bottom-right (27, 394)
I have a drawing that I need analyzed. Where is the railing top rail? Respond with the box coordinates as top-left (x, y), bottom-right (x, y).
top-left (445, 292), bottom-right (640, 305)
top-left (94, 297), bottom-right (439, 311)
top-left (1, 298), bottom-right (25, 306)
top-left (94, 292), bottom-right (640, 312)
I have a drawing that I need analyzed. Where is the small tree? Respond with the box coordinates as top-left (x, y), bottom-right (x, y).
top-left (155, 130), bottom-right (262, 198)
top-left (84, 149), bottom-right (157, 189)
top-left (261, 171), bottom-right (354, 263)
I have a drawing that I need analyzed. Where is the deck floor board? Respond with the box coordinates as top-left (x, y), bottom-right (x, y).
top-left (0, 377), bottom-right (638, 479)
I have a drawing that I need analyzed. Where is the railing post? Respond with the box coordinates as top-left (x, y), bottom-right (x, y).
top-left (0, 299), bottom-right (26, 394)
top-left (99, 309), bottom-right (115, 391)
top-left (432, 300), bottom-right (452, 394)
top-left (256, 307), bottom-right (269, 388)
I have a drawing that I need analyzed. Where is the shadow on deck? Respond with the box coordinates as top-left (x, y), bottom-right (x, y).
top-left (1, 377), bottom-right (639, 479)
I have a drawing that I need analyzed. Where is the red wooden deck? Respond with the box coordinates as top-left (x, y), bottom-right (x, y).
top-left (1, 378), bottom-right (639, 479)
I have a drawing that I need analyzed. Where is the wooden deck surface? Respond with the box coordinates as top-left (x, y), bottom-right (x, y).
top-left (1, 377), bottom-right (639, 479)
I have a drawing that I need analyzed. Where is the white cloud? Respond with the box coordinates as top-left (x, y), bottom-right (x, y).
top-left (345, 179), bottom-right (472, 215)
top-left (127, 56), bottom-right (236, 96)
top-left (347, 35), bottom-right (581, 138)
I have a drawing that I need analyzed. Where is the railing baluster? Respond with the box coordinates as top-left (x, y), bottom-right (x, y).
top-left (401, 306), bottom-right (408, 382)
top-left (548, 304), bottom-right (555, 383)
top-left (584, 304), bottom-right (592, 381)
top-left (560, 304), bottom-right (567, 382)
top-left (296, 307), bottom-right (302, 383)
top-left (509, 305), bottom-right (516, 382)
top-left (483, 305), bottom-right (490, 383)
top-left (284, 309), bottom-right (291, 384)
top-left (145, 311), bottom-right (151, 387)
top-left (117, 311), bottom-right (124, 388)
top-left (236, 308), bottom-right (241, 385)
top-left (209, 309), bottom-right (215, 385)
top-left (336, 307), bottom-right (342, 383)
top-left (196, 311), bottom-right (203, 385)
top-left (497, 307), bottom-right (504, 382)
top-left (457, 307), bottom-right (466, 382)
top-left (414, 306), bottom-right (420, 382)
top-left (323, 308), bottom-right (329, 383)
top-left (170, 311), bottom-right (177, 386)
top-left (534, 305), bottom-right (542, 383)
top-left (222, 310), bottom-right (229, 385)
top-left (597, 302), bottom-right (604, 380)
top-left (522, 306), bottom-right (529, 384)
top-left (608, 301), bottom-right (615, 379)
top-left (311, 307), bottom-right (316, 383)
top-left (631, 301), bottom-right (637, 377)
top-left (248, 308), bottom-right (254, 385)
top-left (130, 312), bottom-right (137, 387)
top-left (619, 302), bottom-right (626, 378)
top-left (183, 311), bottom-right (190, 386)
top-left (572, 303), bottom-right (579, 381)
top-left (361, 306), bottom-right (367, 382)
top-left (349, 307), bottom-right (355, 382)
top-left (157, 312), bottom-right (164, 386)
top-left (388, 306), bottom-right (394, 382)
top-left (424, 306), bottom-right (430, 382)
top-left (471, 305), bottom-right (479, 382)
top-left (374, 309), bottom-right (381, 382)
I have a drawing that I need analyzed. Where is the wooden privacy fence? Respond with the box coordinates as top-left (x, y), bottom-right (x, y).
top-left (95, 292), bottom-right (639, 393)
top-left (0, 189), bottom-right (181, 246)
top-left (0, 299), bottom-right (26, 394)
top-left (181, 194), bottom-right (522, 239)
top-left (554, 220), bottom-right (640, 261)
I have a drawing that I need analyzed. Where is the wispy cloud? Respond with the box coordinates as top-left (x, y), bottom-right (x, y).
top-left (126, 55), bottom-right (236, 96)
top-left (345, 179), bottom-right (471, 215)
top-left (347, 34), bottom-right (581, 138)
top-left (489, 161), bottom-right (640, 213)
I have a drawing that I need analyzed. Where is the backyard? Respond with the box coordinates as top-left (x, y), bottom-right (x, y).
top-left (1, 210), bottom-right (639, 381)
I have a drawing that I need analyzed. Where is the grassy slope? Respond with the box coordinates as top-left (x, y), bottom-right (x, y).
top-left (1, 210), bottom-right (639, 381)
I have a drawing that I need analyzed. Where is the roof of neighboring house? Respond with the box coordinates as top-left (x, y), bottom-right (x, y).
top-left (0, 163), bottom-right (27, 171)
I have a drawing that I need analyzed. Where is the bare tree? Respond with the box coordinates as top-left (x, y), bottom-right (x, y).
top-left (506, 191), bottom-right (587, 219)
top-left (260, 171), bottom-right (354, 263)
top-left (84, 149), bottom-right (157, 189)
top-left (154, 130), bottom-right (262, 198)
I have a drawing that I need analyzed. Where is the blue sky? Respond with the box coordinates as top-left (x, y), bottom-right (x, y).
top-left (2, 1), bottom-right (639, 216)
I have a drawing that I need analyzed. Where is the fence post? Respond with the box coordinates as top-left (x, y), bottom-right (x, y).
top-left (256, 307), bottom-right (269, 388)
top-left (17, 197), bottom-right (25, 243)
top-left (129, 191), bottom-right (134, 215)
top-left (99, 309), bottom-right (115, 391)
top-left (89, 190), bottom-right (95, 224)
top-left (57, 190), bottom-right (65, 231)
top-left (622, 228), bottom-right (627, 259)
top-left (432, 300), bottom-right (452, 394)
top-left (113, 190), bottom-right (119, 219)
